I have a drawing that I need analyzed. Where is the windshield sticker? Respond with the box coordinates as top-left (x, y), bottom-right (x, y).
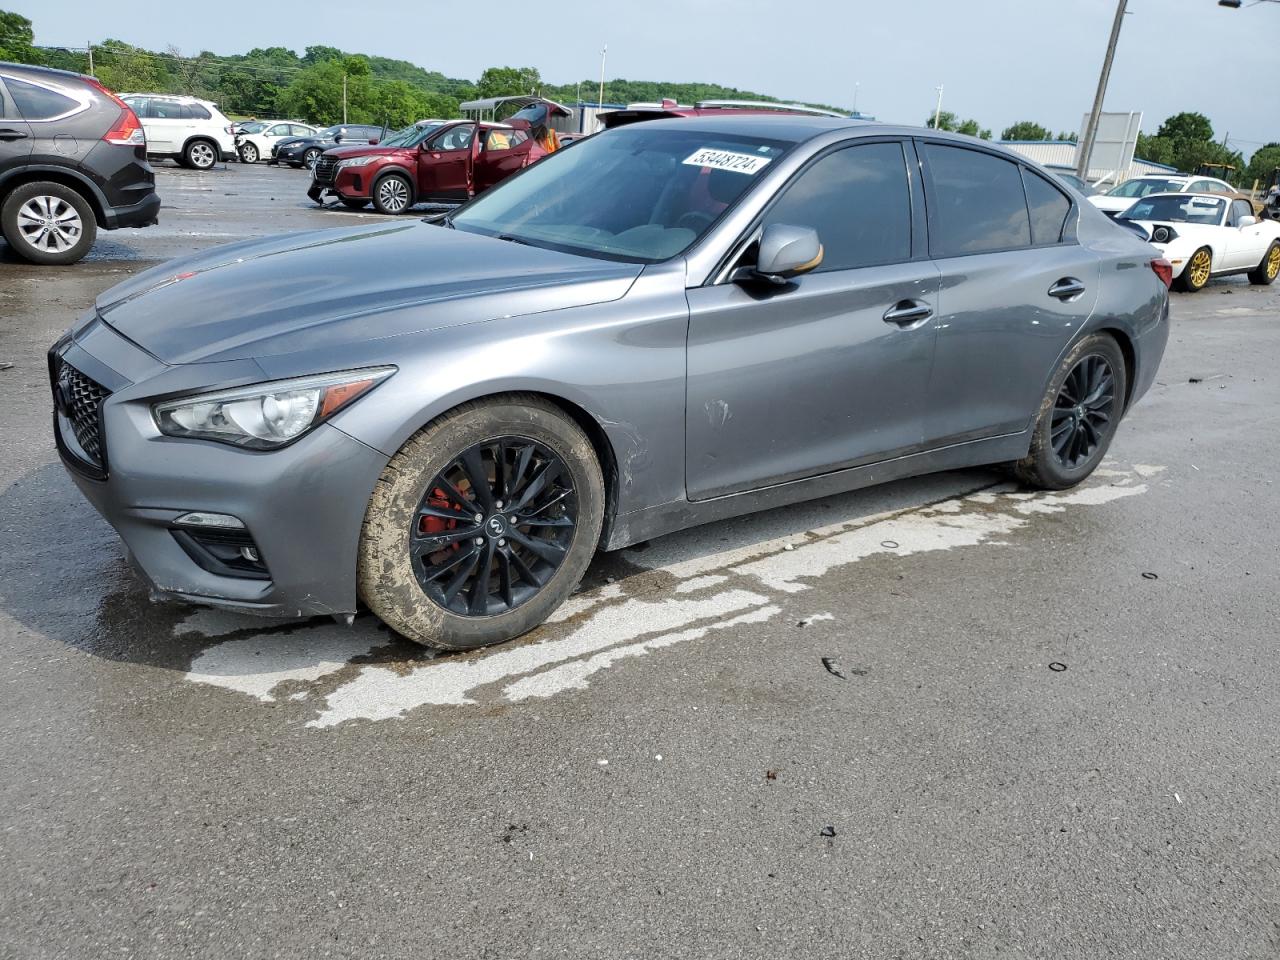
top-left (1187, 197), bottom-right (1221, 206)
top-left (683, 148), bottom-right (773, 175)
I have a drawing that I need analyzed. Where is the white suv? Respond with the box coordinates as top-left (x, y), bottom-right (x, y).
top-left (119, 94), bottom-right (236, 170)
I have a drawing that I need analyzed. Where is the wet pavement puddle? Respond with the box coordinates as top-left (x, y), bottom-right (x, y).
top-left (176, 464), bottom-right (1165, 727)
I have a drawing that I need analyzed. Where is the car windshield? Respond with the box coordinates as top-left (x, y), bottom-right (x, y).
top-left (1119, 195), bottom-right (1225, 224)
top-left (450, 127), bottom-right (792, 262)
top-left (238, 121), bottom-right (267, 134)
top-left (1106, 178), bottom-right (1183, 198)
top-left (379, 123), bottom-right (444, 148)
top-left (317, 126), bottom-right (344, 139)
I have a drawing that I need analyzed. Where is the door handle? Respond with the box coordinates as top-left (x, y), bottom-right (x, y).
top-left (1048, 278), bottom-right (1086, 301)
top-left (882, 300), bottom-right (934, 328)
top-left (0, 128), bottom-right (29, 141)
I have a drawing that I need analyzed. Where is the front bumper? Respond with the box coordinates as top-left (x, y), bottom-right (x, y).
top-left (50, 319), bottom-right (389, 618)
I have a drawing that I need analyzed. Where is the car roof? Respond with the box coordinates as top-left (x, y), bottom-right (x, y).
top-left (0, 61), bottom-right (91, 83)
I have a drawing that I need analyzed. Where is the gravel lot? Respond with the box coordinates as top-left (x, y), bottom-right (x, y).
top-left (1, 162), bottom-right (1277, 960)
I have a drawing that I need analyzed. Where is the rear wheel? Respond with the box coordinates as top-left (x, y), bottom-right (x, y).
top-left (239, 142), bottom-right (259, 163)
top-left (358, 396), bottom-right (604, 650)
top-left (1175, 246), bottom-right (1212, 292)
top-left (1, 181), bottom-right (97, 265)
top-left (1247, 241), bottom-right (1280, 285)
top-left (1013, 334), bottom-right (1127, 490)
top-left (184, 139), bottom-right (218, 170)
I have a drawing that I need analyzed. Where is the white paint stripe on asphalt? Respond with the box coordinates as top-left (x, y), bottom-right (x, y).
top-left (185, 623), bottom-right (383, 702)
top-left (306, 589), bottom-right (770, 727)
top-left (178, 466), bottom-right (1160, 723)
top-left (502, 605), bottom-right (781, 702)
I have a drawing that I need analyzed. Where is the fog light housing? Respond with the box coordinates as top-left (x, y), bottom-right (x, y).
top-left (171, 524), bottom-right (270, 580)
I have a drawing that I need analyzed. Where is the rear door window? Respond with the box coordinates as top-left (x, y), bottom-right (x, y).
top-left (1022, 168), bottom-right (1072, 245)
top-left (760, 141), bottom-right (913, 271)
top-left (6, 77), bottom-right (79, 121)
top-left (923, 143), bottom-right (1032, 256)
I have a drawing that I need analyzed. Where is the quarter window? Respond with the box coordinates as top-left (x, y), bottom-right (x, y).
top-left (187, 103), bottom-right (211, 120)
top-left (1022, 168), bottom-right (1072, 245)
top-left (760, 141), bottom-right (912, 272)
top-left (924, 143), bottom-right (1032, 256)
top-left (6, 77), bottom-right (79, 120)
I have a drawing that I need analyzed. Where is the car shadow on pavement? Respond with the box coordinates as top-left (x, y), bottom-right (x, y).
top-left (0, 459), bottom-right (1004, 677)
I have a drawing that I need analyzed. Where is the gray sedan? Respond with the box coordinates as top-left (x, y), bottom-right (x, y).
top-left (49, 117), bottom-right (1170, 649)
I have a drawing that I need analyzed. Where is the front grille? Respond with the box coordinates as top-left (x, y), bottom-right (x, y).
top-left (313, 155), bottom-right (337, 184)
top-left (51, 358), bottom-right (110, 472)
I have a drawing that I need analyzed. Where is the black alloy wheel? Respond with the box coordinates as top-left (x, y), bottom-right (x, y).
top-left (303, 147), bottom-right (322, 167)
top-left (411, 438), bottom-right (577, 617)
top-left (1050, 354), bottom-right (1116, 469)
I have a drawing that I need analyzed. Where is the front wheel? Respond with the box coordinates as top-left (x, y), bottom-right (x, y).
top-left (1, 181), bottom-right (97, 265)
top-left (371, 173), bottom-right (413, 215)
top-left (1013, 334), bottom-right (1127, 490)
top-left (357, 396), bottom-right (604, 650)
top-left (1247, 241), bottom-right (1279, 286)
top-left (303, 148), bottom-right (321, 168)
top-left (239, 142), bottom-right (259, 163)
top-left (1175, 246), bottom-right (1212, 292)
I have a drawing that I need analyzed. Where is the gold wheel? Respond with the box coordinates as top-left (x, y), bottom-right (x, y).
top-left (1189, 248), bottom-right (1212, 288)
top-left (1267, 245), bottom-right (1280, 280)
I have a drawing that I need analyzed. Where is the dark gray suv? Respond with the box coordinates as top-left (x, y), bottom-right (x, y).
top-left (0, 62), bottom-right (159, 264)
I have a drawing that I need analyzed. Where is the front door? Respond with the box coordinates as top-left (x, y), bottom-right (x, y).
top-left (918, 141), bottom-right (1101, 445)
top-left (1222, 198), bottom-right (1269, 270)
top-left (474, 127), bottom-right (532, 193)
top-left (685, 140), bottom-right (939, 500)
top-left (417, 122), bottom-right (475, 200)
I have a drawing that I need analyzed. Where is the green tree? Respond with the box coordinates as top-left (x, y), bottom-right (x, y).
top-left (1000, 120), bottom-right (1050, 141)
top-left (93, 39), bottom-right (166, 94)
top-left (0, 9), bottom-right (41, 64)
top-left (925, 110), bottom-right (958, 131)
top-left (1157, 111), bottom-right (1214, 144)
top-left (1245, 143), bottom-right (1280, 186)
top-left (477, 66), bottom-right (541, 99)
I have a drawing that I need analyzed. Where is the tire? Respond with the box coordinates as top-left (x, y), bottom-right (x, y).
top-left (357, 395), bottom-right (605, 650)
top-left (184, 138), bottom-right (218, 171)
top-left (340, 198), bottom-right (369, 210)
top-left (1, 181), bottom-right (97, 266)
top-left (371, 172), bottom-right (413, 215)
top-left (303, 148), bottom-right (321, 168)
top-left (1013, 333), bottom-right (1128, 491)
top-left (1247, 241), bottom-right (1280, 286)
top-left (239, 142), bottom-right (259, 163)
top-left (1175, 246), bottom-right (1212, 292)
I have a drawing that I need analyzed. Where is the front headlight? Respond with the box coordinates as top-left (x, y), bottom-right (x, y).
top-left (153, 367), bottom-right (395, 449)
top-left (336, 156), bottom-right (378, 170)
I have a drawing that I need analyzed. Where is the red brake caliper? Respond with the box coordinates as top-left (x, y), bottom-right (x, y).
top-left (417, 489), bottom-right (459, 558)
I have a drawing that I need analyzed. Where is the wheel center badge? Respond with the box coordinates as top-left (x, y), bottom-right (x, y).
top-left (486, 515), bottom-right (507, 538)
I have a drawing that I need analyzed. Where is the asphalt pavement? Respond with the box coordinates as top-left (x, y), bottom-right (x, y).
top-left (1, 163), bottom-right (1277, 960)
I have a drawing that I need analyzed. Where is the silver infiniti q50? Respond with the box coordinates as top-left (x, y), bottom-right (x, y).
top-left (50, 117), bottom-right (1170, 649)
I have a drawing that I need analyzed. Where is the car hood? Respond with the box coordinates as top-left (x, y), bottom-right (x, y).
top-left (95, 223), bottom-right (643, 365)
top-left (324, 145), bottom-right (397, 160)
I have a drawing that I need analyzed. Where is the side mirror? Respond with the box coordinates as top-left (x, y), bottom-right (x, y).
top-left (333, 135), bottom-right (343, 144)
top-left (1238, 215), bottom-right (1257, 228)
top-left (734, 224), bottom-right (824, 286)
top-left (368, 138), bottom-right (379, 145)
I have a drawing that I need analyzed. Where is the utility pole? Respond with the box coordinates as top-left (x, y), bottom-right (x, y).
top-left (86, 42), bottom-right (94, 77)
top-left (853, 82), bottom-right (860, 115)
top-left (933, 84), bottom-right (944, 130)
top-left (598, 43), bottom-right (607, 108)
top-left (1076, 0), bottom-right (1128, 179)
top-left (342, 73), bottom-right (348, 124)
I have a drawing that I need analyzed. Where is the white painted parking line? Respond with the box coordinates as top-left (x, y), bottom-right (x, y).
top-left (178, 465), bottom-right (1164, 724)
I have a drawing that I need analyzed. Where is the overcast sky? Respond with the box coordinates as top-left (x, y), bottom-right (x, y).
top-left (18, 0), bottom-right (1279, 158)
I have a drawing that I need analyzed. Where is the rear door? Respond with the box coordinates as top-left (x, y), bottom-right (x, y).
top-left (0, 77), bottom-right (34, 175)
top-left (475, 128), bottom-right (531, 193)
top-left (685, 138), bottom-right (940, 499)
top-left (417, 122), bottom-right (475, 199)
top-left (919, 141), bottom-right (1100, 446)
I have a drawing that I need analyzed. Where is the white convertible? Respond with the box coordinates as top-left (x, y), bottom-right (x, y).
top-left (1116, 193), bottom-right (1280, 292)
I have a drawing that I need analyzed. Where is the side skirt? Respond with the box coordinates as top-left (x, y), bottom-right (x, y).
top-left (604, 430), bottom-right (1031, 550)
